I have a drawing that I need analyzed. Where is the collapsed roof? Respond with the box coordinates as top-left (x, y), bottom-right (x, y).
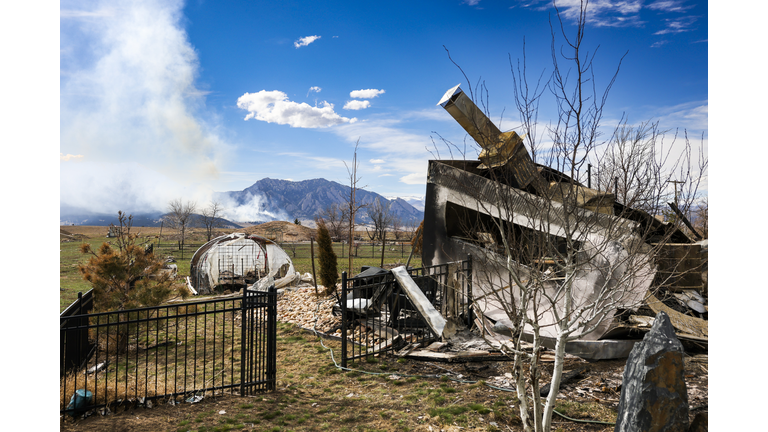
top-left (419, 85), bottom-right (707, 359)
top-left (189, 233), bottom-right (300, 295)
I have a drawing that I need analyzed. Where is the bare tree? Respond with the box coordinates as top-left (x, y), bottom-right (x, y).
top-left (433, 2), bottom-right (707, 431)
top-left (200, 200), bottom-right (224, 242)
top-left (391, 216), bottom-right (403, 241)
top-left (318, 202), bottom-right (348, 241)
top-left (166, 198), bottom-right (196, 258)
top-left (366, 198), bottom-right (394, 267)
top-left (343, 139), bottom-right (367, 274)
top-left (402, 219), bottom-right (420, 241)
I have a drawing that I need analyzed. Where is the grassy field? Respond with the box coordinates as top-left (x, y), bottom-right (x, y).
top-left (60, 226), bottom-right (421, 312)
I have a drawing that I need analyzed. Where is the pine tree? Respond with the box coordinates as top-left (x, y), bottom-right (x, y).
top-left (315, 219), bottom-right (338, 296)
top-left (78, 211), bottom-right (186, 313)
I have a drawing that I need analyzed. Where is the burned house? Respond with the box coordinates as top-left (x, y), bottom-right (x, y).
top-left (415, 85), bottom-right (707, 359)
top-left (189, 233), bottom-right (300, 295)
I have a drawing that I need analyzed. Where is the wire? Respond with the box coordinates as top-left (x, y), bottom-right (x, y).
top-left (307, 299), bottom-right (616, 426)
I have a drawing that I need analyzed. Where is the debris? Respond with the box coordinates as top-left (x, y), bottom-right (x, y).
top-left (186, 395), bottom-right (204, 404)
top-left (391, 266), bottom-right (456, 339)
top-left (540, 367), bottom-right (587, 397)
top-left (66, 389), bottom-right (93, 417)
top-left (423, 84), bottom-right (708, 359)
top-left (615, 312), bottom-right (689, 432)
top-left (190, 233), bottom-right (300, 295)
top-left (85, 362), bottom-right (107, 375)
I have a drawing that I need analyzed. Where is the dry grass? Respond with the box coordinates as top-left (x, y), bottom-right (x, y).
top-left (61, 322), bottom-right (623, 432)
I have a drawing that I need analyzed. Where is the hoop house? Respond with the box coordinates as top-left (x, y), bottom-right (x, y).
top-left (189, 233), bottom-right (298, 294)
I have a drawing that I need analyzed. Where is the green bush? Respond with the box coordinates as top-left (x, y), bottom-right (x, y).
top-left (316, 220), bottom-right (338, 296)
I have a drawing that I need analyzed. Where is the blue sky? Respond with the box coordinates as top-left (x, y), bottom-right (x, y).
top-left (58, 0), bottom-right (708, 220)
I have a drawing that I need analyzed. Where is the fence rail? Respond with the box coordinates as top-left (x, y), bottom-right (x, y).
top-left (340, 258), bottom-right (472, 367)
top-left (60, 288), bottom-right (276, 417)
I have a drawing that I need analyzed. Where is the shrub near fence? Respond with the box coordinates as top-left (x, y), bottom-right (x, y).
top-left (60, 288), bottom-right (277, 417)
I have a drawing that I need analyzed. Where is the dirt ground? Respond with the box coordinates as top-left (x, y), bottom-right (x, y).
top-left (60, 287), bottom-right (708, 432)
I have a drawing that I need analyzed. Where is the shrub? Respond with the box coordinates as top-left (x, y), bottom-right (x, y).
top-left (316, 219), bottom-right (338, 296)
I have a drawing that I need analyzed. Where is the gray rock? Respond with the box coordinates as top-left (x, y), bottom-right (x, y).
top-left (615, 311), bottom-right (689, 432)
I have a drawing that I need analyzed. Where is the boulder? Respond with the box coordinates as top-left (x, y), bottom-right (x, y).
top-left (615, 311), bottom-right (689, 432)
top-left (688, 412), bottom-right (708, 432)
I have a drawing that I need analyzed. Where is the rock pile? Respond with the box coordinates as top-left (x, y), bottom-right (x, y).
top-left (276, 285), bottom-right (341, 335)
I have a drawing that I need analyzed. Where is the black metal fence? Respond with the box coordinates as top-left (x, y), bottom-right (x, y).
top-left (60, 288), bottom-right (277, 417)
top-left (340, 258), bottom-right (472, 367)
top-left (61, 290), bottom-right (95, 373)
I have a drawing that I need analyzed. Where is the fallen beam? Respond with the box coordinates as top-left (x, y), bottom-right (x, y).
top-left (391, 266), bottom-right (457, 339)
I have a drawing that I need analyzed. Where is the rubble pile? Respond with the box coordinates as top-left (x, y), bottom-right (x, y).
top-left (276, 286), bottom-right (341, 335)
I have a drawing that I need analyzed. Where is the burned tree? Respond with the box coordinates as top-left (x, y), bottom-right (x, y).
top-left (430, 4), bottom-right (707, 431)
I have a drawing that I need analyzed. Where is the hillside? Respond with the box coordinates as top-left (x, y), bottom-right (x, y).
top-left (241, 221), bottom-right (317, 242)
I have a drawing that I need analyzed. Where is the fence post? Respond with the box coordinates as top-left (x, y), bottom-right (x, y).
top-left (267, 285), bottom-right (277, 391)
top-left (340, 271), bottom-right (347, 369)
top-left (240, 286), bottom-right (247, 396)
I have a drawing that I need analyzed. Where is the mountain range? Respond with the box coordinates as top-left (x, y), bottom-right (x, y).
top-left (60, 178), bottom-right (424, 227)
top-left (218, 178), bottom-right (424, 225)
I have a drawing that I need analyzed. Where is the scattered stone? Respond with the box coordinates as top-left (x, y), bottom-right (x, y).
top-left (615, 311), bottom-right (689, 432)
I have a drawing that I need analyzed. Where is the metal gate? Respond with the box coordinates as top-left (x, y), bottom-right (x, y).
top-left (240, 288), bottom-right (277, 395)
top-left (60, 287), bottom-right (277, 416)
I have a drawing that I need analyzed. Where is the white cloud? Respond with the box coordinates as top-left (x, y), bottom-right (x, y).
top-left (654, 16), bottom-right (698, 35)
top-left (60, 153), bottom-right (84, 161)
top-left (60, 0), bottom-right (229, 214)
top-left (343, 100), bottom-right (371, 110)
top-left (308, 86), bottom-right (321, 93)
top-left (237, 90), bottom-right (357, 128)
top-left (400, 172), bottom-right (427, 185)
top-left (655, 100), bottom-right (708, 132)
top-left (294, 35), bottom-right (321, 48)
top-left (647, 0), bottom-right (691, 12)
top-left (330, 118), bottom-right (432, 188)
top-left (60, 8), bottom-right (114, 18)
top-left (517, 0), bottom-right (700, 31)
top-left (350, 89), bottom-right (385, 99)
